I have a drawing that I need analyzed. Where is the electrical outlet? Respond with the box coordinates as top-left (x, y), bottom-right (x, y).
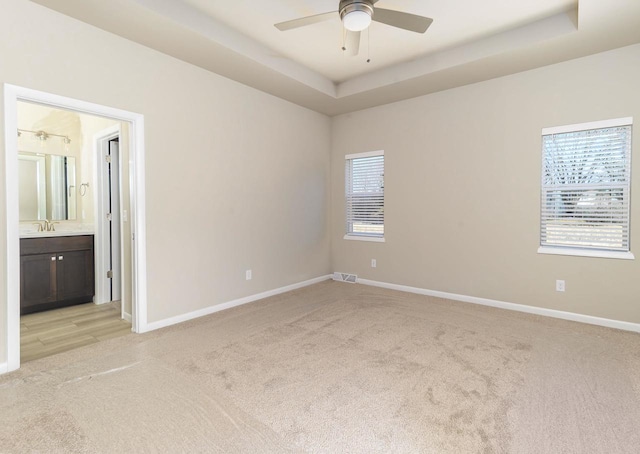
top-left (556, 280), bottom-right (565, 292)
top-left (246, 270), bottom-right (252, 280)
top-left (371, 259), bottom-right (377, 268)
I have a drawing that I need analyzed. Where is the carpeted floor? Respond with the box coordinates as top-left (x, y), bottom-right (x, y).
top-left (1, 280), bottom-right (639, 453)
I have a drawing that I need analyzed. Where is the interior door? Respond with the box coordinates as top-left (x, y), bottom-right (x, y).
top-left (108, 138), bottom-right (122, 303)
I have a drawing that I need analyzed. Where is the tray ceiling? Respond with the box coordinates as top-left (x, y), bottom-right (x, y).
top-left (29, 0), bottom-right (640, 115)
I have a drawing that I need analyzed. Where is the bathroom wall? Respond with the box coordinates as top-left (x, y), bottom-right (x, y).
top-left (17, 102), bottom-right (84, 225)
top-left (77, 113), bottom-right (124, 226)
top-left (16, 102), bottom-right (124, 229)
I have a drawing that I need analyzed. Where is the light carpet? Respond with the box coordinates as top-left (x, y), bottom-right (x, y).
top-left (1, 280), bottom-right (639, 453)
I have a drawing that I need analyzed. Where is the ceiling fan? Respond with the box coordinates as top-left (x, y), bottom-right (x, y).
top-left (274, 0), bottom-right (433, 56)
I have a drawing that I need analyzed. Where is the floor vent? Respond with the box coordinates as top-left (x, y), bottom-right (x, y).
top-left (333, 272), bottom-right (357, 283)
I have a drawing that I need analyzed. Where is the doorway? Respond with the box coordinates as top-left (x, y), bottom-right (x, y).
top-left (94, 126), bottom-right (126, 320)
top-left (108, 137), bottom-right (122, 304)
top-left (16, 103), bottom-right (128, 362)
top-left (3, 84), bottom-right (149, 373)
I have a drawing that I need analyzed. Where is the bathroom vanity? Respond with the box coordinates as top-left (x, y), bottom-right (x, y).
top-left (20, 234), bottom-right (95, 315)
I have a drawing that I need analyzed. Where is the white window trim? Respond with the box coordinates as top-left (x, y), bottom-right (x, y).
top-left (345, 150), bottom-right (385, 160)
top-left (343, 234), bottom-right (386, 243)
top-left (538, 246), bottom-right (634, 260)
top-left (345, 150), bottom-right (385, 240)
top-left (542, 117), bottom-right (633, 135)
top-left (539, 116), bottom-right (634, 260)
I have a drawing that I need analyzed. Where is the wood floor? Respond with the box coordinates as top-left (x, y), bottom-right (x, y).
top-left (20, 301), bottom-right (132, 363)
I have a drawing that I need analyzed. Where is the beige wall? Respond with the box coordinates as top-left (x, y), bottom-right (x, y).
top-left (331, 43), bottom-right (640, 324)
top-left (0, 0), bottom-right (331, 364)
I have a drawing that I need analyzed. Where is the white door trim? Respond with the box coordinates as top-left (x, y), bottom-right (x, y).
top-left (3, 84), bottom-right (149, 374)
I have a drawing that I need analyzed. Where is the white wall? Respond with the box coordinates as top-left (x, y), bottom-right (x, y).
top-left (0, 0), bottom-right (331, 364)
top-left (331, 43), bottom-right (640, 324)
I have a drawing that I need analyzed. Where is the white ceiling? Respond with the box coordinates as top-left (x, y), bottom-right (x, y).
top-left (181, 0), bottom-right (576, 83)
top-left (29, 0), bottom-right (640, 115)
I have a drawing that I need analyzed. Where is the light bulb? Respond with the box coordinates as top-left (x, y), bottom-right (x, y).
top-left (343, 10), bottom-right (371, 32)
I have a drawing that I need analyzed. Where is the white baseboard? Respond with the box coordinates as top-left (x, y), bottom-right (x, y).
top-left (146, 275), bottom-right (332, 332)
top-left (0, 362), bottom-right (8, 375)
top-left (122, 312), bottom-right (132, 323)
top-left (357, 278), bottom-right (640, 333)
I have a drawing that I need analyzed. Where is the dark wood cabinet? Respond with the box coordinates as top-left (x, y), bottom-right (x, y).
top-left (20, 235), bottom-right (95, 315)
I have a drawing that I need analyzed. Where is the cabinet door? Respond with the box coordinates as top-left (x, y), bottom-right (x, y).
top-left (20, 254), bottom-right (57, 312)
top-left (56, 249), bottom-right (95, 301)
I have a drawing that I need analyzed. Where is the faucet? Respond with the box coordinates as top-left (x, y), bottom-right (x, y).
top-left (40, 220), bottom-right (58, 232)
top-left (31, 220), bottom-right (58, 232)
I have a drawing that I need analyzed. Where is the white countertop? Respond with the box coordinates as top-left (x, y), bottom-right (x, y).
top-left (20, 230), bottom-right (95, 239)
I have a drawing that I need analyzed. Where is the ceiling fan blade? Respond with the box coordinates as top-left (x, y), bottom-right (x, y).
top-left (373, 8), bottom-right (433, 33)
top-left (275, 11), bottom-right (336, 31)
top-left (344, 30), bottom-right (361, 56)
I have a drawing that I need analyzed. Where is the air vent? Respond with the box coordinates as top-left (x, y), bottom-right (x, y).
top-left (333, 272), bottom-right (357, 283)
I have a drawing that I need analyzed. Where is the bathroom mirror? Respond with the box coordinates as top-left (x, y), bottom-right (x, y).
top-left (18, 152), bottom-right (77, 221)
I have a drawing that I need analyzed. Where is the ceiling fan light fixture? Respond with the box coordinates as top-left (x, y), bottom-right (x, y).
top-left (343, 10), bottom-right (371, 31)
top-left (340, 1), bottom-right (374, 32)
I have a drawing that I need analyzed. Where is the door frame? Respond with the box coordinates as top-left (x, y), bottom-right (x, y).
top-left (93, 126), bottom-right (124, 313)
top-left (3, 84), bottom-right (149, 373)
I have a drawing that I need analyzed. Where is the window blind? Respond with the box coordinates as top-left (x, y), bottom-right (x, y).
top-left (345, 151), bottom-right (384, 237)
top-left (541, 122), bottom-right (632, 252)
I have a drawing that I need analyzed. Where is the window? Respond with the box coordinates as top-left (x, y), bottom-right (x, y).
top-left (539, 118), bottom-right (633, 259)
top-left (345, 151), bottom-right (384, 242)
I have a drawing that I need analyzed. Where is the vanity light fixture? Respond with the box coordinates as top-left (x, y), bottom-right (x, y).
top-left (17, 128), bottom-right (71, 145)
top-left (35, 130), bottom-right (49, 141)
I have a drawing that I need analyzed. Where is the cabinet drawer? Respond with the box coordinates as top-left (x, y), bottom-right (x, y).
top-left (20, 235), bottom-right (94, 255)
